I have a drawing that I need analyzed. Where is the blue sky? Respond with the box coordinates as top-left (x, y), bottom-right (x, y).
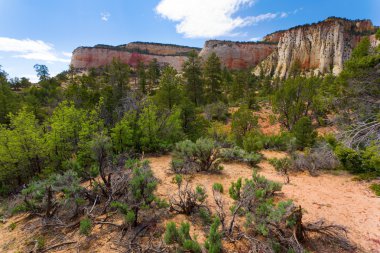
top-left (0, 0), bottom-right (379, 82)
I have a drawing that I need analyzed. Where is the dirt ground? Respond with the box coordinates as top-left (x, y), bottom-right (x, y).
top-left (1, 152), bottom-right (379, 252)
top-left (148, 153), bottom-right (380, 253)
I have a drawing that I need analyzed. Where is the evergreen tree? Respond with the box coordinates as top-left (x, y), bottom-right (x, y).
top-left (292, 116), bottom-right (317, 150)
top-left (138, 102), bottom-right (160, 151)
top-left (147, 58), bottom-right (160, 94)
top-left (154, 66), bottom-right (183, 110)
top-left (34, 64), bottom-right (50, 81)
top-left (204, 52), bottom-right (222, 103)
top-left (231, 106), bottom-right (258, 146)
top-left (137, 61), bottom-right (147, 94)
top-left (272, 77), bottom-right (318, 130)
top-left (183, 50), bottom-right (203, 105)
top-left (106, 58), bottom-right (130, 100)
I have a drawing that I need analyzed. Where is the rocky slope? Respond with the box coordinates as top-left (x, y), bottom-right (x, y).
top-left (254, 17), bottom-right (378, 77)
top-left (198, 40), bottom-right (277, 70)
top-left (71, 42), bottom-right (201, 71)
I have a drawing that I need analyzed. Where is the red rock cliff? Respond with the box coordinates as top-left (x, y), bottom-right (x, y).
top-left (199, 40), bottom-right (277, 70)
top-left (71, 42), bottom-right (201, 71)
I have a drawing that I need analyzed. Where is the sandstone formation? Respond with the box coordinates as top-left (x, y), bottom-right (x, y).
top-left (71, 17), bottom-right (378, 77)
top-left (254, 17), bottom-right (378, 77)
top-left (71, 42), bottom-right (201, 71)
top-left (199, 40), bottom-right (277, 70)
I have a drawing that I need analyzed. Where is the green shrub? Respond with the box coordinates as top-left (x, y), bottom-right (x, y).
top-left (183, 239), bottom-right (202, 253)
top-left (164, 222), bottom-right (201, 253)
top-left (229, 173), bottom-right (282, 209)
top-left (199, 207), bottom-right (213, 225)
top-left (8, 222), bottom-right (16, 231)
top-left (164, 222), bottom-right (179, 244)
top-left (111, 160), bottom-right (159, 227)
top-left (21, 170), bottom-right (84, 219)
top-left (334, 144), bottom-right (380, 175)
top-left (370, 184), bottom-right (380, 196)
top-left (231, 106), bottom-right (258, 146)
top-left (269, 158), bottom-right (292, 173)
top-left (324, 133), bottom-right (338, 148)
top-left (207, 121), bottom-right (230, 146)
top-left (35, 236), bottom-right (45, 250)
top-left (269, 158), bottom-right (292, 183)
top-left (263, 132), bottom-right (296, 151)
top-left (79, 217), bottom-right (92, 236)
top-left (292, 117), bottom-right (317, 150)
top-left (220, 146), bottom-right (262, 167)
top-left (171, 138), bottom-right (223, 173)
top-left (212, 183), bottom-right (224, 193)
top-left (334, 146), bottom-right (363, 173)
top-left (10, 203), bottom-right (29, 215)
top-left (242, 131), bottom-right (296, 152)
top-left (204, 101), bottom-right (229, 122)
top-left (362, 145), bottom-right (380, 174)
top-left (204, 218), bottom-right (222, 253)
top-left (242, 130), bottom-right (264, 152)
top-left (353, 172), bottom-right (379, 181)
top-left (170, 175), bottom-right (208, 215)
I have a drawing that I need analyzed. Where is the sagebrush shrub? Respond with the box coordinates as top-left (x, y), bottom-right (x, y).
top-left (220, 146), bottom-right (262, 167)
top-left (171, 138), bottom-right (223, 173)
top-left (292, 144), bottom-right (340, 175)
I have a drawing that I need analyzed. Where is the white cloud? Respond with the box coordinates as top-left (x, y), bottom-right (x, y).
top-left (155, 0), bottom-right (280, 38)
top-left (0, 37), bottom-right (70, 63)
top-left (280, 12), bottom-right (288, 18)
top-left (101, 12), bottom-right (110, 21)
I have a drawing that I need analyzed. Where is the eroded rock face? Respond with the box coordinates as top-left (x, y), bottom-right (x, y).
top-left (199, 40), bottom-right (277, 70)
top-left (71, 18), bottom-right (377, 76)
top-left (254, 18), bottom-right (378, 78)
top-left (71, 42), bottom-right (201, 71)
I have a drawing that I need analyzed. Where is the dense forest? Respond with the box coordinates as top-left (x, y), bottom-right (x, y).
top-left (0, 32), bottom-right (379, 252)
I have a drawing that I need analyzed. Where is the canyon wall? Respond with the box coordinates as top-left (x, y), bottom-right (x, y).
top-left (71, 18), bottom-right (378, 76)
top-left (199, 40), bottom-right (276, 70)
top-left (71, 42), bottom-right (201, 71)
top-left (254, 18), bottom-right (377, 77)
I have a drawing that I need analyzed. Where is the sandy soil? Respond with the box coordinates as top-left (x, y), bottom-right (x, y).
top-left (148, 153), bottom-right (380, 253)
top-left (1, 152), bottom-right (379, 252)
